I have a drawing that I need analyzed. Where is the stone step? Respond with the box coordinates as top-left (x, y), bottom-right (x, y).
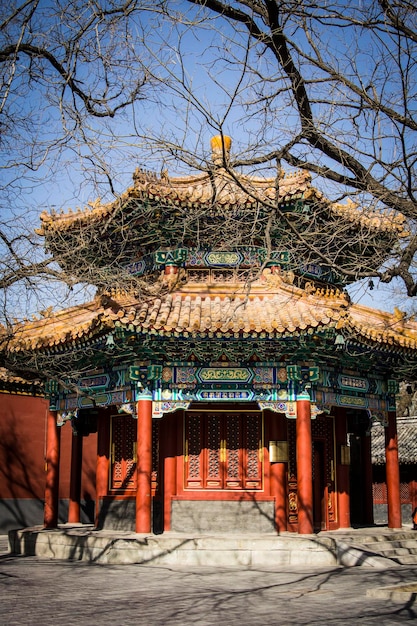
top-left (9, 526), bottom-right (398, 568)
top-left (334, 533), bottom-right (417, 545)
top-left (395, 554), bottom-right (417, 565)
top-left (380, 548), bottom-right (417, 556)
top-left (343, 536), bottom-right (417, 565)
top-left (8, 527), bottom-right (338, 567)
top-left (352, 540), bottom-right (417, 552)
top-left (358, 535), bottom-right (416, 541)
top-left (371, 548), bottom-right (417, 559)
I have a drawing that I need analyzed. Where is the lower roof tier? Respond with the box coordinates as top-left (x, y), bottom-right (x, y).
top-left (3, 276), bottom-right (417, 367)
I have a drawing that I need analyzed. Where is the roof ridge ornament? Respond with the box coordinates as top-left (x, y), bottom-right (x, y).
top-left (210, 135), bottom-right (232, 167)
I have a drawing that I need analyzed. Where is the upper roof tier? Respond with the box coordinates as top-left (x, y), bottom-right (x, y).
top-left (38, 136), bottom-right (407, 287)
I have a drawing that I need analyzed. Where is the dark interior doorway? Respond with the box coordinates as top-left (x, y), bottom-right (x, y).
top-left (313, 440), bottom-right (327, 531)
top-left (347, 410), bottom-right (373, 526)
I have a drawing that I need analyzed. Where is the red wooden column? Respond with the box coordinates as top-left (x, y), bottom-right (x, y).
top-left (136, 390), bottom-right (153, 534)
top-left (44, 409), bottom-right (61, 528)
top-left (385, 410), bottom-right (402, 529)
top-left (163, 412), bottom-right (177, 531)
top-left (269, 412), bottom-right (288, 533)
top-left (296, 392), bottom-right (313, 534)
top-left (334, 408), bottom-right (350, 529)
top-left (95, 411), bottom-right (110, 528)
top-left (410, 479), bottom-right (417, 517)
top-left (68, 432), bottom-right (83, 523)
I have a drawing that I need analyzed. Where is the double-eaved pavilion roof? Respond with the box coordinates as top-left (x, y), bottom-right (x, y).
top-left (2, 136), bottom-right (416, 378)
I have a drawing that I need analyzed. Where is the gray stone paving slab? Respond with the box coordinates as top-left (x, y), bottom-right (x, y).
top-left (0, 534), bottom-right (9, 554)
top-left (1, 551), bottom-right (417, 625)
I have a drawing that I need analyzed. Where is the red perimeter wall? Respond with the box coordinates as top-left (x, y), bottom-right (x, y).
top-left (0, 392), bottom-right (97, 531)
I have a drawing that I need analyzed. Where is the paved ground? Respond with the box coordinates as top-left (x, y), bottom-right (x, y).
top-left (1, 535), bottom-right (417, 625)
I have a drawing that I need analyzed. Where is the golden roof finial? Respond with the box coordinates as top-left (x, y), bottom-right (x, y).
top-left (210, 135), bottom-right (232, 167)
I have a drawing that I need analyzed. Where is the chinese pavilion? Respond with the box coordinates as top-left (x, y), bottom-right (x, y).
top-left (3, 136), bottom-right (417, 535)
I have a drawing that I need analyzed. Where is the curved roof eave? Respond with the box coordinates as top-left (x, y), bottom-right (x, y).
top-left (3, 281), bottom-right (417, 357)
top-left (37, 166), bottom-right (406, 238)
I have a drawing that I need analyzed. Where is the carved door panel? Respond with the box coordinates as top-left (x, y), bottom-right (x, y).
top-left (312, 415), bottom-right (336, 531)
top-left (223, 413), bottom-right (243, 489)
top-left (205, 412), bottom-right (223, 488)
top-left (184, 412), bottom-right (205, 489)
top-left (242, 412), bottom-right (263, 490)
top-left (110, 415), bottom-right (137, 491)
top-left (184, 411), bottom-right (262, 490)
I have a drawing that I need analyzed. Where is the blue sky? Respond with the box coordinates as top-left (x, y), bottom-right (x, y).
top-left (1, 1), bottom-right (415, 320)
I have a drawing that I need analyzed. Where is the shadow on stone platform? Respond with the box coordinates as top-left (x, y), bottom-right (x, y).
top-left (7, 524), bottom-right (417, 568)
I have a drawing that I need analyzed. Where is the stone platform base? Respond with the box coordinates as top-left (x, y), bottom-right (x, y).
top-left (171, 500), bottom-right (276, 533)
top-left (8, 525), bottom-right (411, 568)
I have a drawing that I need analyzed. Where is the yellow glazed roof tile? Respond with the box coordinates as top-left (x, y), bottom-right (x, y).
top-left (38, 166), bottom-right (405, 237)
top-left (2, 279), bottom-right (417, 354)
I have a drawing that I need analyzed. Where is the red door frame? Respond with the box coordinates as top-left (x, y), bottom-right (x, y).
top-left (177, 407), bottom-right (269, 499)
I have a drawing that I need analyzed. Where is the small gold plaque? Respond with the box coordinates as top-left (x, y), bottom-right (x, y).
top-left (269, 440), bottom-right (288, 463)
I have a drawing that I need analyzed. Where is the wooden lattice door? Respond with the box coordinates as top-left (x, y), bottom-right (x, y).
top-left (312, 416), bottom-right (336, 531)
top-left (110, 415), bottom-right (137, 491)
top-left (184, 411), bottom-right (263, 490)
